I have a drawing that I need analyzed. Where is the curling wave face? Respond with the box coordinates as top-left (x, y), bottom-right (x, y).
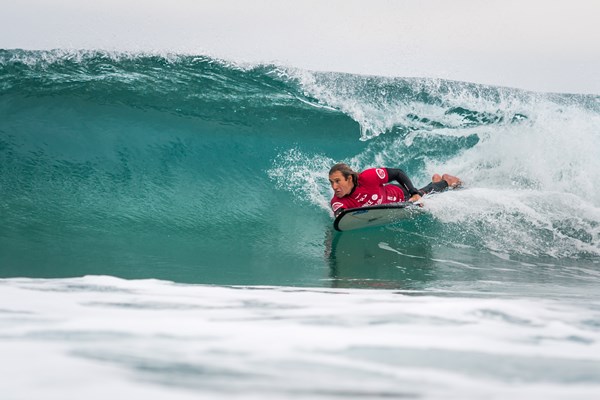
top-left (1, 49), bottom-right (599, 287)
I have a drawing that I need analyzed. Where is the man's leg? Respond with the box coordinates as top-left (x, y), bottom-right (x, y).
top-left (418, 174), bottom-right (447, 195)
top-left (418, 173), bottom-right (461, 195)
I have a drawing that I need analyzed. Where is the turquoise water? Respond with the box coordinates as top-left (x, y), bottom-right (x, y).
top-left (1, 49), bottom-right (600, 398)
top-left (2, 50), bottom-right (598, 289)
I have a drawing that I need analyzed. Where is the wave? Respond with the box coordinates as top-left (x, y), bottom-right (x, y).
top-left (1, 49), bottom-right (599, 280)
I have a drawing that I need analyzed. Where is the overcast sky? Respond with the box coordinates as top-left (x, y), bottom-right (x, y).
top-left (2, 0), bottom-right (599, 94)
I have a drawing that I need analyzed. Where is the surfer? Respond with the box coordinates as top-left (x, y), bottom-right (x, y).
top-left (328, 163), bottom-right (461, 216)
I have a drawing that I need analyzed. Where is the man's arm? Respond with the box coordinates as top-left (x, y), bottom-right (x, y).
top-left (386, 168), bottom-right (421, 197)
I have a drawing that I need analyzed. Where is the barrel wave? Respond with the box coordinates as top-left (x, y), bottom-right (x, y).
top-left (1, 49), bottom-right (599, 289)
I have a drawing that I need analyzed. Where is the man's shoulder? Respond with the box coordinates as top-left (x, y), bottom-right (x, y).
top-left (359, 168), bottom-right (388, 183)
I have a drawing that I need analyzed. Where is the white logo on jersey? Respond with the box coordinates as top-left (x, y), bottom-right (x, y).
top-left (332, 202), bottom-right (344, 212)
top-left (376, 168), bottom-right (386, 179)
top-left (371, 194), bottom-right (378, 201)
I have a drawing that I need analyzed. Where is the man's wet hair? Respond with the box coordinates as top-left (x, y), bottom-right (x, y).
top-left (329, 163), bottom-right (358, 186)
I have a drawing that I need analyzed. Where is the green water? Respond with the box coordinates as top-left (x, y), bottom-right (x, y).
top-left (1, 50), bottom-right (599, 294)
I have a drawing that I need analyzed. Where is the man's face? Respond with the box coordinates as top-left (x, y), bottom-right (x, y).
top-left (329, 171), bottom-right (354, 198)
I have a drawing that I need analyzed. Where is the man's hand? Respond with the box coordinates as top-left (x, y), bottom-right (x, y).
top-left (408, 193), bottom-right (423, 206)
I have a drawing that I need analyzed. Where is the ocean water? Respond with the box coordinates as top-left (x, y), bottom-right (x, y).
top-left (1, 49), bottom-right (600, 399)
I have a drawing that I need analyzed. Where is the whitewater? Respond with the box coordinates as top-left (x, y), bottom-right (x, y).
top-left (2, 2), bottom-right (600, 398)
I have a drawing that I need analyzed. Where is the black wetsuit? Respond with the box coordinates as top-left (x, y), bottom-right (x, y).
top-left (386, 168), bottom-right (449, 198)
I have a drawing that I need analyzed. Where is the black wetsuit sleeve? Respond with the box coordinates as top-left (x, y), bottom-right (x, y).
top-left (386, 168), bottom-right (420, 197)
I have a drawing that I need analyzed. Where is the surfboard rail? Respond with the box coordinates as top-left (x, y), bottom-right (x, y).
top-left (333, 202), bottom-right (421, 232)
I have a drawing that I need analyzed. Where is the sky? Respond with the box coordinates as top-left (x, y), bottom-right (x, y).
top-left (2, 0), bottom-right (599, 94)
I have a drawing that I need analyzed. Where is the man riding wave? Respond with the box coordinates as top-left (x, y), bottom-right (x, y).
top-left (328, 163), bottom-right (461, 216)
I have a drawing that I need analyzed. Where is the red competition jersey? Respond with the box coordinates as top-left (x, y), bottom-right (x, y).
top-left (330, 168), bottom-right (405, 214)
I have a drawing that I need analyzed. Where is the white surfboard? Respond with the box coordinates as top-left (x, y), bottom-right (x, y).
top-left (333, 202), bottom-right (422, 232)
